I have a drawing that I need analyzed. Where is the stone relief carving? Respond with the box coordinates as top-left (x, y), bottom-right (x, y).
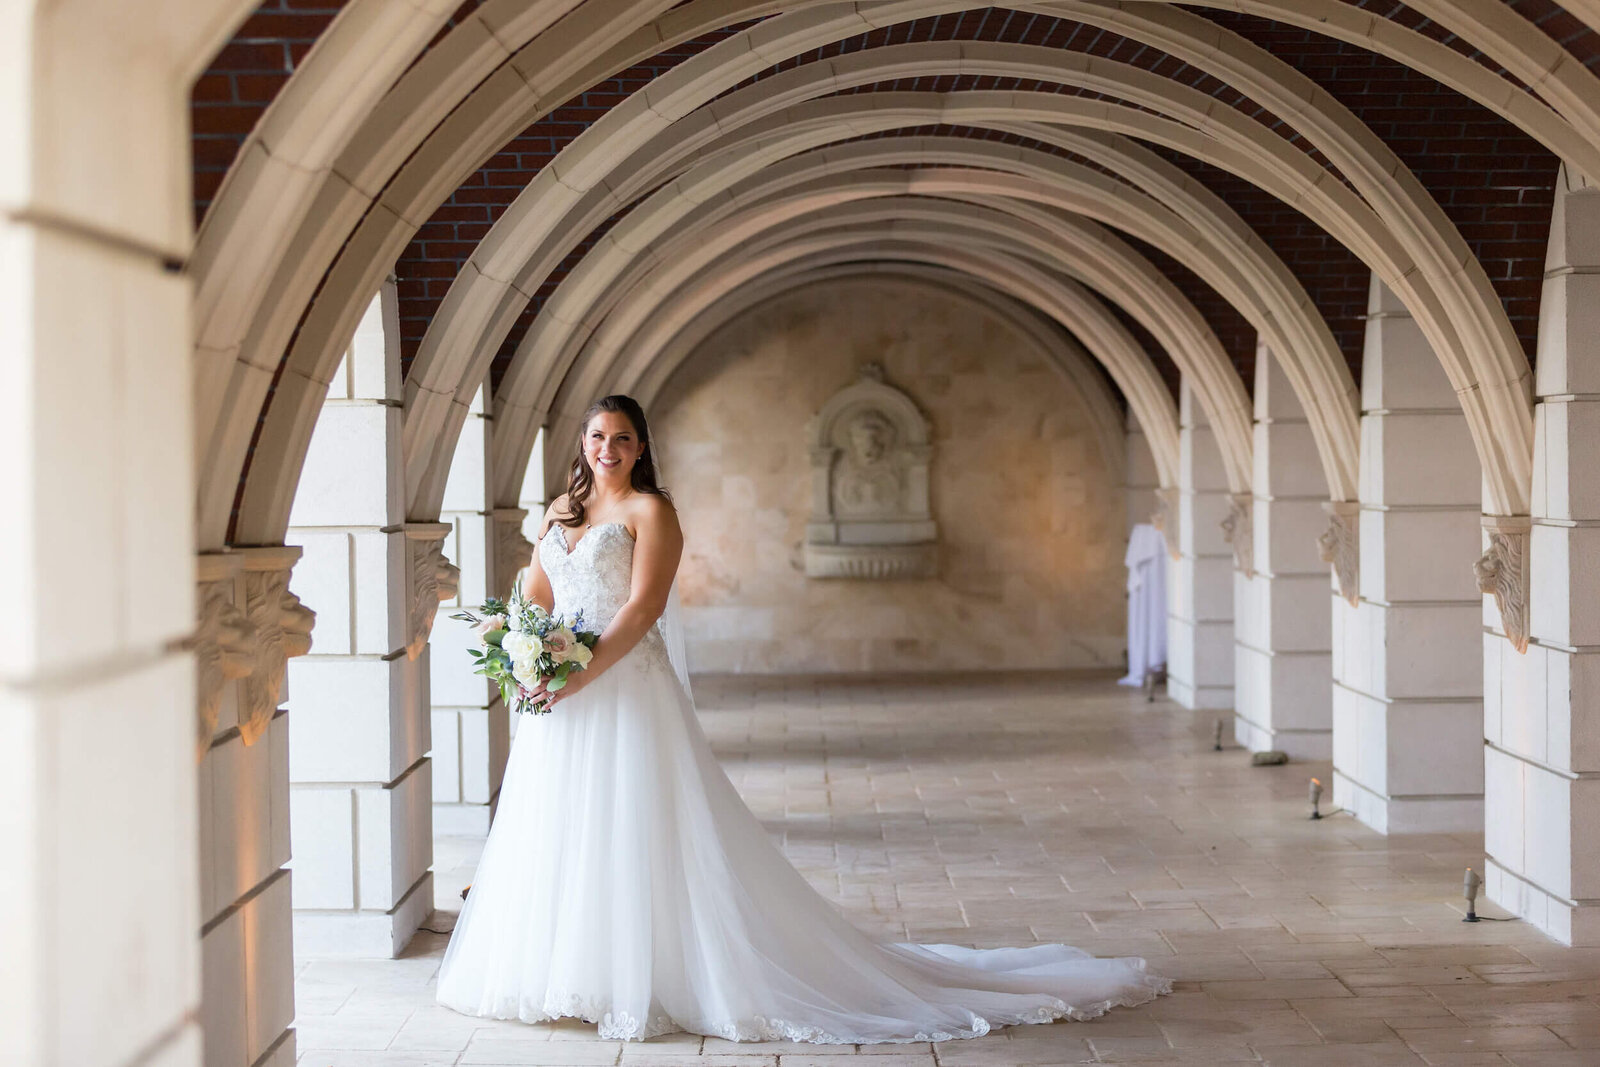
top-left (405, 525), bottom-right (461, 659)
top-left (1150, 487), bottom-right (1181, 561)
top-left (238, 550), bottom-right (316, 746)
top-left (1475, 516), bottom-right (1531, 654)
top-left (1221, 493), bottom-right (1254, 577)
top-left (1318, 501), bottom-right (1360, 607)
top-left (833, 409), bottom-right (904, 517)
top-left (494, 507), bottom-right (535, 599)
top-left (194, 557), bottom-right (257, 761)
top-left (805, 364), bottom-right (937, 579)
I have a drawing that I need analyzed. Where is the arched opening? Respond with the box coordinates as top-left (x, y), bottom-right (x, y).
top-left (13, 4), bottom-right (1600, 1065)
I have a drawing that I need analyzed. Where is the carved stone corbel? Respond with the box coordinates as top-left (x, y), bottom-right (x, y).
top-left (405, 523), bottom-right (459, 659)
top-left (237, 546), bottom-right (316, 746)
top-left (1150, 486), bottom-right (1181, 561)
top-left (494, 507), bottom-right (535, 598)
top-left (1221, 493), bottom-right (1254, 577)
top-left (1318, 501), bottom-right (1360, 607)
top-left (1475, 516), bottom-right (1531, 654)
top-left (194, 554), bottom-right (256, 761)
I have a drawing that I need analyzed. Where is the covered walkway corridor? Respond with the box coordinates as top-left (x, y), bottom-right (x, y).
top-left (294, 674), bottom-right (1595, 1066)
top-left (13, 3), bottom-right (1600, 1065)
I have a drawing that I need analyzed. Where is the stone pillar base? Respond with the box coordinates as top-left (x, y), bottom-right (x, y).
top-left (1169, 676), bottom-right (1233, 710)
top-left (433, 802), bottom-right (494, 836)
top-left (1235, 647), bottom-right (1332, 759)
top-left (292, 872), bottom-right (434, 959)
top-left (255, 1032), bottom-right (297, 1067)
top-left (1332, 772), bottom-right (1482, 835)
top-left (1168, 614), bottom-right (1234, 710)
top-left (1486, 858), bottom-right (1600, 947)
top-left (1235, 718), bottom-right (1331, 761)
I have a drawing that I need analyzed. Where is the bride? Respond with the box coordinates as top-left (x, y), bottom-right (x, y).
top-left (434, 394), bottom-right (1170, 1043)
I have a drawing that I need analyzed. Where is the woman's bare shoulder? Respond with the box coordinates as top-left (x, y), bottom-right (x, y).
top-left (627, 492), bottom-right (680, 535)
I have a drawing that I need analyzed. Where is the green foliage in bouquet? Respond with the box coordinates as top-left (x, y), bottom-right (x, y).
top-left (450, 591), bottom-right (599, 714)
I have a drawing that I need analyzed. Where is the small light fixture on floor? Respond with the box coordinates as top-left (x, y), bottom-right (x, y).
top-left (1463, 867), bottom-right (1482, 922)
top-left (1213, 718), bottom-right (1225, 751)
top-left (1309, 777), bottom-right (1324, 820)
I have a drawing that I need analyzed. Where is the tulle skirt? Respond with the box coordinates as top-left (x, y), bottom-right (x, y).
top-left (434, 646), bottom-right (1170, 1042)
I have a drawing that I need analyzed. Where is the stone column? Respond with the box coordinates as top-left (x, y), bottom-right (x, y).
top-left (197, 547), bottom-right (313, 1067)
top-left (1329, 277), bottom-right (1484, 833)
top-left (284, 288), bottom-right (448, 957)
top-left (1123, 411), bottom-right (1159, 533)
top-left (1233, 346), bottom-right (1334, 757)
top-left (1, 191), bottom-right (206, 1065)
top-left (1168, 380), bottom-right (1236, 710)
top-left (1485, 168), bottom-right (1600, 944)
top-left (524, 425), bottom-right (551, 530)
top-left (431, 386), bottom-right (529, 834)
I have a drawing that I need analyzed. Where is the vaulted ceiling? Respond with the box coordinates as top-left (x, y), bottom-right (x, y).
top-left (186, 1), bottom-right (1600, 542)
top-left (193, 1), bottom-right (1584, 397)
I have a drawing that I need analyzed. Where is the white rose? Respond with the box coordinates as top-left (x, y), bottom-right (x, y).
top-left (501, 631), bottom-right (543, 662)
top-left (510, 656), bottom-right (541, 691)
top-left (501, 630), bottom-right (545, 689)
top-left (563, 640), bottom-right (593, 668)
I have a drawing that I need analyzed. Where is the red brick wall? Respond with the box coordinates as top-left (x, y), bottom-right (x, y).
top-left (1208, 10), bottom-right (1559, 372)
top-left (394, 23), bottom-right (756, 375)
top-left (190, 0), bottom-right (484, 226)
top-left (191, 1), bottom-right (347, 226)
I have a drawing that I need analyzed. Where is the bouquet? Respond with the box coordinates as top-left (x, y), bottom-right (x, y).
top-left (449, 592), bottom-right (599, 714)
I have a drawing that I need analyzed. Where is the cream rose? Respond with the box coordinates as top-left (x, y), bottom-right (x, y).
top-left (471, 614), bottom-right (508, 645)
top-left (542, 627), bottom-right (580, 664)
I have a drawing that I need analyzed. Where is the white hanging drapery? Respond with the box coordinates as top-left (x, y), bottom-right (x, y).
top-left (1119, 523), bottom-right (1168, 686)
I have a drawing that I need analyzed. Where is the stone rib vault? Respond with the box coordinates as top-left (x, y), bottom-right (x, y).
top-left (6, 3), bottom-right (1600, 1065)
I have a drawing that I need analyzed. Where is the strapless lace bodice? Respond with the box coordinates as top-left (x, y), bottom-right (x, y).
top-left (539, 522), bottom-right (668, 666)
top-left (540, 522), bottom-right (635, 629)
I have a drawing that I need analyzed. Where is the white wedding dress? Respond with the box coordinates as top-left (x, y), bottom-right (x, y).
top-left (435, 522), bottom-right (1170, 1042)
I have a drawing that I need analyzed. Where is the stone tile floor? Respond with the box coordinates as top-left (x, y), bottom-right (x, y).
top-left (294, 673), bottom-right (1600, 1066)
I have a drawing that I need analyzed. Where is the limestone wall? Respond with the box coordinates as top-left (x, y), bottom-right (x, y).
top-left (652, 277), bottom-right (1126, 675)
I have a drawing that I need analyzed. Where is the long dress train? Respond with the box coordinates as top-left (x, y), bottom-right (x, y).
top-left (435, 522), bottom-right (1170, 1042)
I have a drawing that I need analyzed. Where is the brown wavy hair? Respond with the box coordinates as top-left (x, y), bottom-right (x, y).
top-left (558, 395), bottom-right (669, 528)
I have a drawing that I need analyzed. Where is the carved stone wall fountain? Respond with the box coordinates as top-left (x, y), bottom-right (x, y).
top-left (804, 364), bottom-right (938, 579)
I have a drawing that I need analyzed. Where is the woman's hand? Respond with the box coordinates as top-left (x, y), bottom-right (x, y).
top-left (529, 667), bottom-right (595, 711)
